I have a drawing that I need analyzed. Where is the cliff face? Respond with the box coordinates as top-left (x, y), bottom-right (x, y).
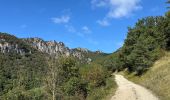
top-left (0, 33), bottom-right (105, 62)
top-left (23, 38), bottom-right (70, 56)
top-left (0, 35), bottom-right (30, 55)
top-left (23, 38), bottom-right (88, 59)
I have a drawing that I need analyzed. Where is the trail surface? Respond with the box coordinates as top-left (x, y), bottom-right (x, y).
top-left (111, 75), bottom-right (159, 100)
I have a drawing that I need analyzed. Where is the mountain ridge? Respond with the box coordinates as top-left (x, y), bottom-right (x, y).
top-left (0, 32), bottom-right (107, 63)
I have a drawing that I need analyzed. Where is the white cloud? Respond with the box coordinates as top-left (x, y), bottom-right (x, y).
top-left (91, 0), bottom-right (108, 8)
top-left (97, 19), bottom-right (110, 26)
top-left (64, 25), bottom-right (92, 38)
top-left (64, 24), bottom-right (97, 45)
top-left (92, 0), bottom-right (142, 26)
top-left (82, 26), bottom-right (92, 34)
top-left (108, 0), bottom-right (142, 18)
top-left (52, 15), bottom-right (70, 24)
top-left (65, 25), bottom-right (76, 33)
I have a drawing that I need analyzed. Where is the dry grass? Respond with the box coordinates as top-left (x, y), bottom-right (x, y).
top-left (124, 52), bottom-right (170, 100)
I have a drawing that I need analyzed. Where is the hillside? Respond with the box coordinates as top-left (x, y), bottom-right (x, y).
top-left (124, 52), bottom-right (170, 100)
top-left (104, 2), bottom-right (170, 100)
top-left (0, 33), bottom-right (49, 99)
top-left (105, 13), bottom-right (170, 75)
top-left (0, 32), bottom-right (113, 100)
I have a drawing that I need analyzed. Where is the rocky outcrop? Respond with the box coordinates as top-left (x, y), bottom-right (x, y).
top-left (23, 38), bottom-right (88, 59)
top-left (23, 38), bottom-right (70, 57)
top-left (0, 33), bottom-right (102, 63)
top-left (0, 38), bottom-right (27, 54)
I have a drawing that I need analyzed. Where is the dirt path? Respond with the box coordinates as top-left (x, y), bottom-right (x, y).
top-left (111, 75), bottom-right (159, 100)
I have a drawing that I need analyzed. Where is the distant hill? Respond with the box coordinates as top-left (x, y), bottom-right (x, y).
top-left (0, 33), bottom-right (107, 63)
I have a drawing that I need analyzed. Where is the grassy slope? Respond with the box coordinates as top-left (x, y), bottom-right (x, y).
top-left (124, 52), bottom-right (170, 100)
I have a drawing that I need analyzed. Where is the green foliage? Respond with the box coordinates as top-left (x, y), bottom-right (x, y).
top-left (0, 33), bottom-right (48, 99)
top-left (105, 15), bottom-right (170, 75)
top-left (63, 77), bottom-right (87, 98)
top-left (0, 33), bottom-right (48, 100)
top-left (60, 57), bottom-right (79, 79)
top-left (86, 76), bottom-right (117, 100)
top-left (103, 52), bottom-right (125, 72)
top-left (0, 32), bottom-right (109, 100)
top-left (124, 16), bottom-right (168, 75)
top-left (80, 63), bottom-right (108, 88)
top-left (1, 87), bottom-right (48, 100)
top-left (125, 52), bottom-right (170, 100)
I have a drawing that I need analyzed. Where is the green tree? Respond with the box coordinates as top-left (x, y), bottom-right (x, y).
top-left (60, 57), bottom-right (79, 80)
top-left (80, 64), bottom-right (107, 88)
top-left (63, 77), bottom-right (87, 99)
top-left (108, 16), bottom-right (167, 75)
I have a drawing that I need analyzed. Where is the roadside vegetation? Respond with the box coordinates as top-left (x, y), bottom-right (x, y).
top-left (116, 2), bottom-right (170, 100)
top-left (102, 1), bottom-right (170, 100)
top-left (124, 52), bottom-right (170, 100)
top-left (103, 0), bottom-right (170, 75)
top-left (86, 75), bottom-right (117, 100)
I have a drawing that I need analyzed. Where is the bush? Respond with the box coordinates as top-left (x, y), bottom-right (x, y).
top-left (80, 64), bottom-right (108, 88)
top-left (60, 57), bottom-right (79, 80)
top-left (86, 76), bottom-right (117, 100)
top-left (1, 87), bottom-right (48, 100)
top-left (63, 77), bottom-right (87, 99)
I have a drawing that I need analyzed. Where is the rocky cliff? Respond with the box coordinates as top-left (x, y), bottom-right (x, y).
top-left (0, 34), bottom-right (31, 55)
top-left (23, 38), bottom-right (88, 59)
top-left (0, 33), bottom-right (105, 63)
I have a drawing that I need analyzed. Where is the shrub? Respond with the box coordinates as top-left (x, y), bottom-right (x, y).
top-left (80, 64), bottom-right (108, 88)
top-left (63, 77), bottom-right (87, 99)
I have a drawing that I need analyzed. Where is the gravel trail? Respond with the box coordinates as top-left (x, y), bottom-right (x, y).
top-left (111, 75), bottom-right (159, 100)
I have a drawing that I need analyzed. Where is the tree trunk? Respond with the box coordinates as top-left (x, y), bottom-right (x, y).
top-left (52, 70), bottom-right (56, 100)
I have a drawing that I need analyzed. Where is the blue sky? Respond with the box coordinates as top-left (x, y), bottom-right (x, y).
top-left (0, 0), bottom-right (167, 53)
